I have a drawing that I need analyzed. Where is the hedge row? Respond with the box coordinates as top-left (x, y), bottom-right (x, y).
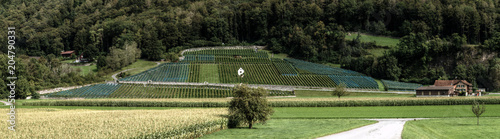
top-left (23, 98), bottom-right (500, 107)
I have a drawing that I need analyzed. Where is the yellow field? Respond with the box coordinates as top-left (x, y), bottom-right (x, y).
top-left (0, 108), bottom-right (227, 138)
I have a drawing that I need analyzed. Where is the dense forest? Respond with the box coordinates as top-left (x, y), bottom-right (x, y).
top-left (0, 0), bottom-right (500, 95)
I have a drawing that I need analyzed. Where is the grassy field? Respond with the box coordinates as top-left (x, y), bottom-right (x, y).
top-left (324, 63), bottom-right (341, 68)
top-left (293, 90), bottom-right (413, 98)
top-left (375, 79), bottom-right (386, 91)
top-left (0, 108), bottom-right (226, 138)
top-left (345, 33), bottom-right (398, 57)
top-left (345, 33), bottom-right (400, 47)
top-left (72, 64), bottom-right (97, 75)
top-left (403, 117), bottom-right (500, 139)
top-left (62, 59), bottom-right (74, 63)
top-left (367, 48), bottom-right (388, 57)
top-left (272, 105), bottom-right (500, 119)
top-left (105, 59), bottom-right (159, 81)
top-left (262, 50), bottom-right (288, 59)
top-left (200, 64), bottom-right (220, 83)
top-left (201, 119), bottom-right (375, 139)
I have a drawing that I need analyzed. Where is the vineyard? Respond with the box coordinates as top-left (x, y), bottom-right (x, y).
top-left (381, 80), bottom-right (423, 91)
top-left (47, 48), bottom-right (425, 99)
top-left (46, 83), bottom-right (121, 98)
top-left (45, 84), bottom-right (294, 99)
top-left (117, 48), bottom-right (382, 90)
top-left (120, 63), bottom-right (190, 82)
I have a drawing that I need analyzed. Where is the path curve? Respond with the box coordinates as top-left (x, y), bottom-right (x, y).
top-left (318, 118), bottom-right (427, 139)
top-left (111, 68), bottom-right (136, 81)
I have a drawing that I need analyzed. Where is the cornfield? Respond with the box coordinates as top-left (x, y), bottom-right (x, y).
top-left (23, 96), bottom-right (500, 107)
top-left (0, 108), bottom-right (227, 138)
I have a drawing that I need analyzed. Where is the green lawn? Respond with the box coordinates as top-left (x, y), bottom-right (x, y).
top-left (272, 105), bottom-right (500, 119)
top-left (201, 119), bottom-right (376, 139)
top-left (294, 90), bottom-right (413, 98)
top-left (200, 64), bottom-right (220, 83)
top-left (345, 33), bottom-right (400, 47)
top-left (403, 118), bottom-right (500, 139)
top-left (72, 64), bottom-right (97, 75)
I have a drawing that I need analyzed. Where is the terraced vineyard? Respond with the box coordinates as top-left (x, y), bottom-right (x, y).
top-left (381, 80), bottom-right (423, 91)
top-left (45, 84), bottom-right (294, 98)
top-left (48, 48), bottom-right (425, 99)
top-left (118, 48), bottom-right (381, 90)
top-left (217, 63), bottom-right (336, 87)
top-left (120, 63), bottom-right (190, 82)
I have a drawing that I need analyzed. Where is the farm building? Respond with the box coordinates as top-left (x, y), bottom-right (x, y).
top-left (416, 80), bottom-right (473, 97)
top-left (61, 50), bottom-right (75, 57)
top-left (416, 86), bottom-right (454, 97)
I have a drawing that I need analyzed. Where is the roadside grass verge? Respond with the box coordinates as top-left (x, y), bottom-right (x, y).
top-left (402, 117), bottom-right (500, 139)
top-left (201, 119), bottom-right (376, 139)
top-left (271, 105), bottom-right (500, 119)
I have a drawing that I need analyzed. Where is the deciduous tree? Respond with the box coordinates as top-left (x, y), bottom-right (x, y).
top-left (472, 101), bottom-right (486, 125)
top-left (228, 84), bottom-right (273, 129)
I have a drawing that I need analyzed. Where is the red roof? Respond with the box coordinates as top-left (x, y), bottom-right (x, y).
top-left (434, 80), bottom-right (472, 86)
top-left (61, 51), bottom-right (75, 55)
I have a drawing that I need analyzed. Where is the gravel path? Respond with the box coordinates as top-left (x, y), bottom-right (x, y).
top-left (318, 118), bottom-right (426, 139)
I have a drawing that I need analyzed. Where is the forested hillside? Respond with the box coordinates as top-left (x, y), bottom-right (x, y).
top-left (0, 0), bottom-right (499, 91)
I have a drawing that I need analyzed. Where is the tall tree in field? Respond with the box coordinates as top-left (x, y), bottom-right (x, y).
top-left (228, 84), bottom-right (274, 129)
top-left (332, 83), bottom-right (349, 98)
top-left (472, 100), bottom-right (486, 125)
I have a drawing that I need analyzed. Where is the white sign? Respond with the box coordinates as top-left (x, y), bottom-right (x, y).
top-left (238, 67), bottom-right (244, 76)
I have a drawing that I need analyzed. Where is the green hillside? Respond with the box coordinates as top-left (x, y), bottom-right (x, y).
top-left (45, 48), bottom-right (425, 99)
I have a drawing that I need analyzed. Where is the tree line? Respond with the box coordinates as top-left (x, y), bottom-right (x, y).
top-left (0, 54), bottom-right (104, 99)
